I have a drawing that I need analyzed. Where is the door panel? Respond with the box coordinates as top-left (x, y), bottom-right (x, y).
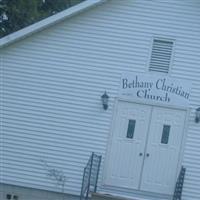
top-left (104, 102), bottom-right (151, 189)
top-left (140, 107), bottom-right (186, 194)
top-left (105, 102), bottom-right (186, 195)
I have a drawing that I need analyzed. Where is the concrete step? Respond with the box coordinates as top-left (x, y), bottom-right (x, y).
top-left (91, 192), bottom-right (155, 200)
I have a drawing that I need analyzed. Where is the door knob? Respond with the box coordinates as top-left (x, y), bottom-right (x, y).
top-left (146, 153), bottom-right (150, 157)
top-left (139, 153), bottom-right (143, 156)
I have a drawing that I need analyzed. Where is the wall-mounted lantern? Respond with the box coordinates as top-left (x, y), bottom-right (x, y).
top-left (101, 91), bottom-right (109, 110)
top-left (195, 107), bottom-right (200, 123)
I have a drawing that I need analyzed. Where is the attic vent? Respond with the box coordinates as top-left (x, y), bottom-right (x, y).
top-left (149, 39), bottom-right (174, 73)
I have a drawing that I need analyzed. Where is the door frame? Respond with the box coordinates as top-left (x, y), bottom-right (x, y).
top-left (102, 97), bottom-right (190, 195)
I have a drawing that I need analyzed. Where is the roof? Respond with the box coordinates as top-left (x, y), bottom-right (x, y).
top-left (0, 0), bottom-right (106, 48)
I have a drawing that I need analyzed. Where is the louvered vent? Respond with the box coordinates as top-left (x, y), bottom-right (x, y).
top-left (149, 39), bottom-right (174, 73)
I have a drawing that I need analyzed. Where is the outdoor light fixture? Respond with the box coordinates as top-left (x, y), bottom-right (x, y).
top-left (195, 107), bottom-right (200, 123)
top-left (101, 91), bottom-right (109, 110)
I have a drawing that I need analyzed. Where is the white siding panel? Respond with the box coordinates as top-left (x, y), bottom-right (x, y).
top-left (1, 0), bottom-right (200, 199)
top-left (0, 49), bottom-right (3, 185)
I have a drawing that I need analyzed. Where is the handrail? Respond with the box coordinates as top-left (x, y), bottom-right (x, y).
top-left (173, 166), bottom-right (186, 200)
top-left (80, 152), bottom-right (102, 200)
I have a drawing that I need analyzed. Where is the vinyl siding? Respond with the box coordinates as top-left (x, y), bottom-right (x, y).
top-left (1, 0), bottom-right (200, 199)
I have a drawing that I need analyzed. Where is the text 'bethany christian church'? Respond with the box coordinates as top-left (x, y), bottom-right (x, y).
top-left (120, 73), bottom-right (191, 107)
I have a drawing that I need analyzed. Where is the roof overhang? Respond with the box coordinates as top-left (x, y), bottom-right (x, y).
top-left (0, 0), bottom-right (106, 48)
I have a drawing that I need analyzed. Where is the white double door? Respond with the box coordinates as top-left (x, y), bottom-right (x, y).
top-left (105, 101), bottom-right (186, 195)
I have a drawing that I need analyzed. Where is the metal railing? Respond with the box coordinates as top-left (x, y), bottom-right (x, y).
top-left (80, 152), bottom-right (102, 200)
top-left (173, 166), bottom-right (186, 200)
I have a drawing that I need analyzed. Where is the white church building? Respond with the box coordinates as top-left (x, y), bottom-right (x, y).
top-left (0, 0), bottom-right (200, 200)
